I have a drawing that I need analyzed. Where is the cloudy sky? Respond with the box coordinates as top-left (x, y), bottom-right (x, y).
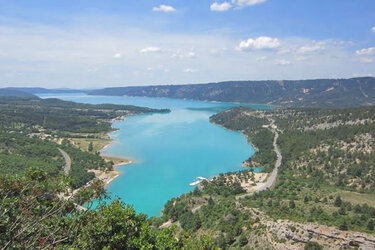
top-left (0, 0), bottom-right (375, 88)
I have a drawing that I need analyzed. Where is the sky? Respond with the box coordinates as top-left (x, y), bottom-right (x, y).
top-left (0, 0), bottom-right (374, 88)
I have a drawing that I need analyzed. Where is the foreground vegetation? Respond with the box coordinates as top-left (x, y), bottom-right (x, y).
top-left (0, 170), bottom-right (217, 249)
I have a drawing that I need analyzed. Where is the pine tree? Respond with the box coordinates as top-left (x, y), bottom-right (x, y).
top-left (289, 200), bottom-right (296, 209)
top-left (367, 220), bottom-right (374, 231)
top-left (334, 195), bottom-right (342, 207)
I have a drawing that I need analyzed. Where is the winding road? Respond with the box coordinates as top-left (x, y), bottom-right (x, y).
top-left (57, 148), bottom-right (87, 211)
top-left (58, 148), bottom-right (71, 175)
top-left (236, 120), bottom-right (282, 200)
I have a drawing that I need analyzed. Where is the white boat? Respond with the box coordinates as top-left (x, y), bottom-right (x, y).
top-left (189, 180), bottom-right (202, 186)
top-left (196, 176), bottom-right (207, 181)
top-left (189, 176), bottom-right (208, 186)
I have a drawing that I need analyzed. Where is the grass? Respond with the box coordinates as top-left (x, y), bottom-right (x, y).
top-left (70, 137), bottom-right (111, 152)
top-left (338, 190), bottom-right (375, 207)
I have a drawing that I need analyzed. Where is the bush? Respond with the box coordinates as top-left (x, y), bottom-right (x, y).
top-left (304, 241), bottom-right (323, 250)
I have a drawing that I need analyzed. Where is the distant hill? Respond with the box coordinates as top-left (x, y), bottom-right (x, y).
top-left (0, 88), bottom-right (36, 97)
top-left (6, 87), bottom-right (84, 94)
top-left (88, 77), bottom-right (375, 108)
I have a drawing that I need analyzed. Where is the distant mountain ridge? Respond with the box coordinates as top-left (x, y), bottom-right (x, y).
top-left (88, 77), bottom-right (375, 108)
top-left (0, 87), bottom-right (84, 98)
top-left (0, 88), bottom-right (36, 97)
top-left (5, 87), bottom-right (84, 94)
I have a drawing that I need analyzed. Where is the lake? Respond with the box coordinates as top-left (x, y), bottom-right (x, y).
top-left (39, 93), bottom-right (268, 216)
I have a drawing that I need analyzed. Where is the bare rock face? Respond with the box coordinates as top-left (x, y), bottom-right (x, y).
top-left (245, 208), bottom-right (375, 249)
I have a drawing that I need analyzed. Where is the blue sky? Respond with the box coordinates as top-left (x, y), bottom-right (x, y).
top-left (0, 0), bottom-right (374, 88)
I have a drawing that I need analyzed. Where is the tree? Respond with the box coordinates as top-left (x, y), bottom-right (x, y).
top-left (354, 204), bottom-right (362, 213)
top-left (334, 195), bottom-right (342, 207)
top-left (338, 206), bottom-right (346, 215)
top-left (267, 199), bottom-right (273, 207)
top-left (0, 171), bottom-right (216, 249)
top-left (0, 169), bottom-right (94, 249)
top-left (367, 220), bottom-right (374, 231)
top-left (289, 200), bottom-right (296, 209)
top-left (304, 195), bottom-right (309, 203)
top-left (208, 196), bottom-right (215, 206)
top-left (239, 234), bottom-right (248, 247)
top-left (88, 142), bottom-right (94, 152)
top-left (339, 221), bottom-right (348, 231)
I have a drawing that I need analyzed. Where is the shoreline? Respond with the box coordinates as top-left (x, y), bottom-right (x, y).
top-left (97, 117), bottom-right (133, 188)
top-left (96, 156), bottom-right (133, 188)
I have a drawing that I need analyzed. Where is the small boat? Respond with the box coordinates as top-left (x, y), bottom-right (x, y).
top-left (189, 176), bottom-right (208, 186)
top-left (189, 180), bottom-right (202, 186)
top-left (196, 176), bottom-right (207, 181)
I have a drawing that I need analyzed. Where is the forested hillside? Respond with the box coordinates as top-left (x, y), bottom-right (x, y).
top-left (153, 105), bottom-right (375, 249)
top-left (89, 77), bottom-right (375, 108)
top-left (0, 97), bottom-right (169, 133)
top-left (0, 97), bottom-right (169, 188)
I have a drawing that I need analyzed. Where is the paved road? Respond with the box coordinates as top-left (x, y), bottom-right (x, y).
top-left (236, 120), bottom-right (282, 200)
top-left (57, 148), bottom-right (87, 211)
top-left (58, 148), bottom-right (71, 175)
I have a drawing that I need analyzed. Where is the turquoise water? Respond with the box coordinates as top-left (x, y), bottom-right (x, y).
top-left (39, 93), bottom-right (268, 216)
top-left (253, 167), bottom-right (263, 173)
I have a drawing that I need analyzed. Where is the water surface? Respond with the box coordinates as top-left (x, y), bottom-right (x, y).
top-left (39, 93), bottom-right (268, 216)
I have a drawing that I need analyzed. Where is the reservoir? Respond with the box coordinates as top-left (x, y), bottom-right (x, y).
top-left (39, 93), bottom-right (267, 216)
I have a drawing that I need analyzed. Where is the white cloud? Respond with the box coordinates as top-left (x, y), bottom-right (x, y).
top-left (210, 48), bottom-right (228, 55)
top-left (277, 49), bottom-right (290, 55)
top-left (275, 59), bottom-right (291, 65)
top-left (187, 52), bottom-right (196, 58)
top-left (298, 42), bottom-right (325, 54)
top-left (360, 58), bottom-right (374, 64)
top-left (295, 56), bottom-right (308, 62)
top-left (256, 56), bottom-right (267, 61)
top-left (171, 51), bottom-right (196, 59)
top-left (113, 53), bottom-right (123, 59)
top-left (372, 26), bottom-right (375, 33)
top-left (140, 46), bottom-right (162, 53)
top-left (0, 21), bottom-right (370, 88)
top-left (237, 36), bottom-right (280, 51)
top-left (184, 68), bottom-right (198, 73)
top-left (356, 47), bottom-right (375, 55)
top-left (147, 65), bottom-right (170, 72)
top-left (152, 5), bottom-right (176, 12)
top-left (210, 2), bottom-right (232, 11)
top-left (232, 0), bottom-right (266, 7)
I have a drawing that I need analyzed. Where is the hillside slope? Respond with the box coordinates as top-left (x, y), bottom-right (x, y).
top-left (89, 77), bottom-right (375, 108)
top-left (154, 105), bottom-right (375, 249)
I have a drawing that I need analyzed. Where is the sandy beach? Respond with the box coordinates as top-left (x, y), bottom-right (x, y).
top-left (97, 125), bottom-right (133, 188)
top-left (89, 157), bottom-right (133, 188)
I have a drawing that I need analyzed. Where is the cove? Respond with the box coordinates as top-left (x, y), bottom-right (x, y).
top-left (39, 93), bottom-right (268, 217)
